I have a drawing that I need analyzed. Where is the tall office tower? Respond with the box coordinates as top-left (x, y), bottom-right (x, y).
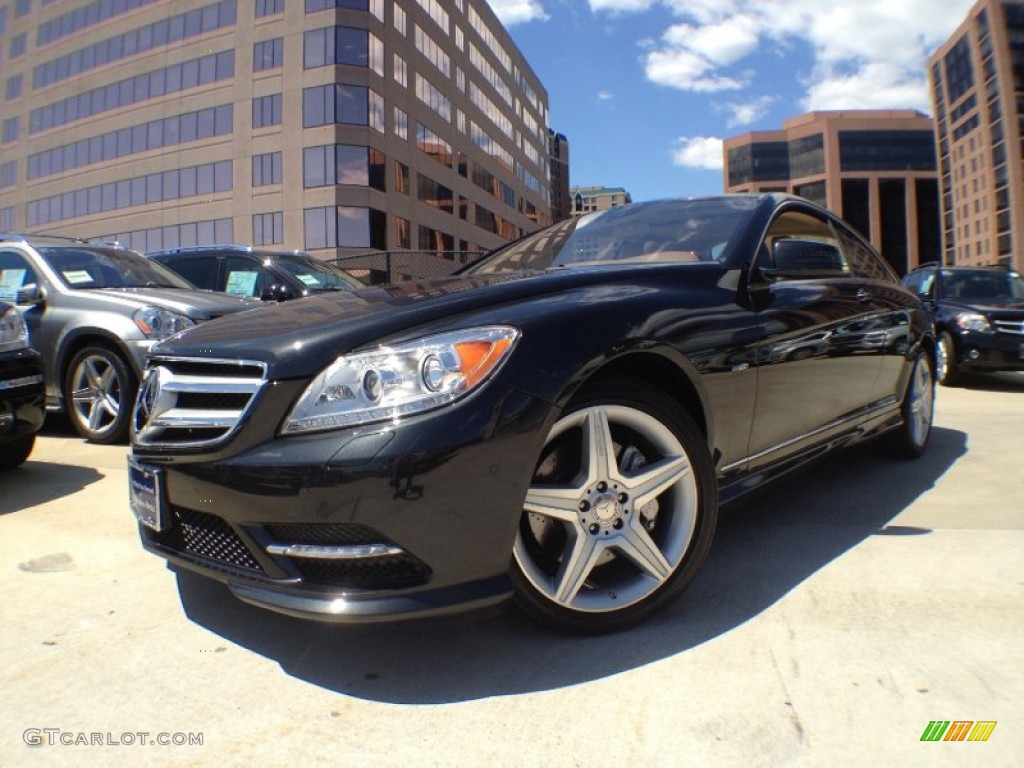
top-left (0, 0), bottom-right (551, 258)
top-left (928, 0), bottom-right (1024, 269)
top-left (547, 128), bottom-right (570, 222)
top-left (724, 110), bottom-right (941, 275)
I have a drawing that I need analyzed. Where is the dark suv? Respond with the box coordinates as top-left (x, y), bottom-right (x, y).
top-left (148, 245), bottom-right (362, 302)
top-left (0, 301), bottom-right (44, 469)
top-left (902, 264), bottom-right (1024, 384)
top-left (0, 233), bottom-right (259, 443)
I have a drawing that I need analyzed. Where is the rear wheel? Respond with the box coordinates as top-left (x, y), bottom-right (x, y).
top-left (511, 378), bottom-right (717, 634)
top-left (0, 433), bottom-right (35, 470)
top-left (64, 345), bottom-right (136, 444)
top-left (884, 350), bottom-right (934, 459)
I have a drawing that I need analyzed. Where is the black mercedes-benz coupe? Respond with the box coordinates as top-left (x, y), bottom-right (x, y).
top-left (129, 194), bottom-right (936, 634)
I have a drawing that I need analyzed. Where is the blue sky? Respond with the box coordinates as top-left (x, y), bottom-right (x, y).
top-left (487, 0), bottom-right (977, 201)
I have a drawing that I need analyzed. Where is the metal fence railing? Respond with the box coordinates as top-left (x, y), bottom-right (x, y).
top-left (331, 250), bottom-right (487, 285)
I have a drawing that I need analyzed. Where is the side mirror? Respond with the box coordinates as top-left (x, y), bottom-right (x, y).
top-left (764, 240), bottom-right (849, 279)
top-left (16, 283), bottom-right (45, 306)
top-left (260, 283), bottom-right (295, 302)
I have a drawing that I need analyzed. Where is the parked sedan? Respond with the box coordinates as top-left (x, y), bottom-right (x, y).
top-left (902, 263), bottom-right (1024, 384)
top-left (149, 245), bottom-right (363, 301)
top-left (0, 234), bottom-right (259, 443)
top-left (0, 301), bottom-right (45, 470)
top-left (129, 194), bottom-right (935, 634)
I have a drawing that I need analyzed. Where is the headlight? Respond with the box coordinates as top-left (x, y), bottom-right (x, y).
top-left (133, 307), bottom-right (196, 339)
top-left (281, 326), bottom-right (520, 434)
top-left (953, 312), bottom-right (991, 332)
top-left (0, 306), bottom-right (29, 353)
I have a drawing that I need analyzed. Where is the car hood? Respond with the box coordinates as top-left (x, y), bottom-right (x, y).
top-left (942, 297), bottom-right (1024, 313)
top-left (78, 287), bottom-right (261, 318)
top-left (152, 264), bottom-right (719, 377)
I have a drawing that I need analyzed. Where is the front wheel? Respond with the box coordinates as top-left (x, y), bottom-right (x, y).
top-left (936, 332), bottom-right (961, 386)
top-left (511, 379), bottom-right (718, 634)
top-left (64, 345), bottom-right (136, 444)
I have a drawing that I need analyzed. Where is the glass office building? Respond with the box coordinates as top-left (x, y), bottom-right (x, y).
top-left (0, 0), bottom-right (551, 258)
top-left (928, 0), bottom-right (1024, 269)
top-left (724, 110), bottom-right (941, 276)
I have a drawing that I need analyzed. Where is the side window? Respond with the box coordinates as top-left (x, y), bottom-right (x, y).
top-left (761, 209), bottom-right (849, 276)
top-left (918, 271), bottom-right (935, 299)
top-left (834, 225), bottom-right (896, 282)
top-left (163, 256), bottom-right (219, 291)
top-left (903, 269), bottom-right (934, 299)
top-left (902, 271), bottom-right (923, 294)
top-left (223, 256), bottom-right (268, 298)
top-left (0, 249), bottom-right (40, 301)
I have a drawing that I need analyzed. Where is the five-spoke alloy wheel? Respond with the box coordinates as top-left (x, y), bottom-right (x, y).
top-left (65, 345), bottom-right (135, 444)
top-left (512, 379), bottom-right (717, 634)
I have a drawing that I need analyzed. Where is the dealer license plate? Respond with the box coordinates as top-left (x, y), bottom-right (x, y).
top-left (128, 457), bottom-right (167, 531)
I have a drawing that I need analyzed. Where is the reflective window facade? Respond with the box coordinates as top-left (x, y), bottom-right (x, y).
top-left (724, 111), bottom-right (941, 274)
top-left (0, 0), bottom-right (550, 261)
top-left (928, 0), bottom-right (1024, 269)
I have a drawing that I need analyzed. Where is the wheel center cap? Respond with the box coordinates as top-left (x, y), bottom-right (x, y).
top-left (592, 494), bottom-right (621, 525)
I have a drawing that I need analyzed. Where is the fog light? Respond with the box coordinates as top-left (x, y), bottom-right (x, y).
top-left (966, 348), bottom-right (981, 361)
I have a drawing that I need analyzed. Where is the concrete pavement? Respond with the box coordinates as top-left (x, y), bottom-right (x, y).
top-left (1, 375), bottom-right (1022, 767)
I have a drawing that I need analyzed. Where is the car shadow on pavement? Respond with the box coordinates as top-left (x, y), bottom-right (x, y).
top-left (0, 461), bottom-right (103, 515)
top-left (175, 426), bottom-right (967, 704)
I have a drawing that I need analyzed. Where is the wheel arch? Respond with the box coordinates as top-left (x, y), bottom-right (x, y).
top-left (559, 347), bottom-right (715, 457)
top-left (57, 330), bottom-right (139, 410)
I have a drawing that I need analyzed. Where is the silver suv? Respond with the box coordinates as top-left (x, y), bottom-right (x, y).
top-left (0, 233), bottom-right (259, 443)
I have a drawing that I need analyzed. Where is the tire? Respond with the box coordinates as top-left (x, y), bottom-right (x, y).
top-left (936, 332), bottom-right (961, 386)
top-left (884, 350), bottom-right (935, 459)
top-left (0, 433), bottom-right (35, 470)
top-left (511, 377), bottom-right (718, 634)
top-left (64, 345), bottom-right (136, 444)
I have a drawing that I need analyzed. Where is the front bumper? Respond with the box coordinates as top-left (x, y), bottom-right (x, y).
top-left (951, 330), bottom-right (1024, 373)
top-left (131, 381), bottom-right (552, 623)
top-left (0, 348), bottom-right (45, 441)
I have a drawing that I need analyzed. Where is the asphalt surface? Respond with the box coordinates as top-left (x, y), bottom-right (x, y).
top-left (1, 374), bottom-right (1022, 767)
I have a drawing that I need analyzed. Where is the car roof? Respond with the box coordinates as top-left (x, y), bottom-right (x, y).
top-left (0, 232), bottom-right (128, 250)
top-left (149, 244), bottom-right (312, 259)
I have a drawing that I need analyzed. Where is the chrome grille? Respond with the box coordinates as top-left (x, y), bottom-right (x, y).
top-left (993, 319), bottom-right (1024, 335)
top-left (132, 356), bottom-right (267, 448)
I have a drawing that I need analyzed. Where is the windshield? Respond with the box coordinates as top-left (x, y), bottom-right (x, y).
top-left (36, 246), bottom-right (193, 290)
top-left (465, 197), bottom-right (759, 275)
top-left (273, 255), bottom-right (364, 291)
top-left (940, 269), bottom-right (1024, 301)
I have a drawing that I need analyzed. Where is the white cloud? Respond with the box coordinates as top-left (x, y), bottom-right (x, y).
top-left (803, 62), bottom-right (931, 112)
top-left (488, 0), bottom-right (549, 25)
top-left (719, 96), bottom-right (775, 127)
top-left (672, 136), bottom-right (724, 170)
top-left (663, 16), bottom-right (760, 65)
top-left (606, 0), bottom-right (977, 109)
top-left (588, 0), bottom-right (656, 13)
top-left (597, 90), bottom-right (614, 101)
top-left (645, 45), bottom-right (746, 92)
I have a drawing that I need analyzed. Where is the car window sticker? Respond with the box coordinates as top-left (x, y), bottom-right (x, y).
top-left (225, 270), bottom-right (259, 296)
